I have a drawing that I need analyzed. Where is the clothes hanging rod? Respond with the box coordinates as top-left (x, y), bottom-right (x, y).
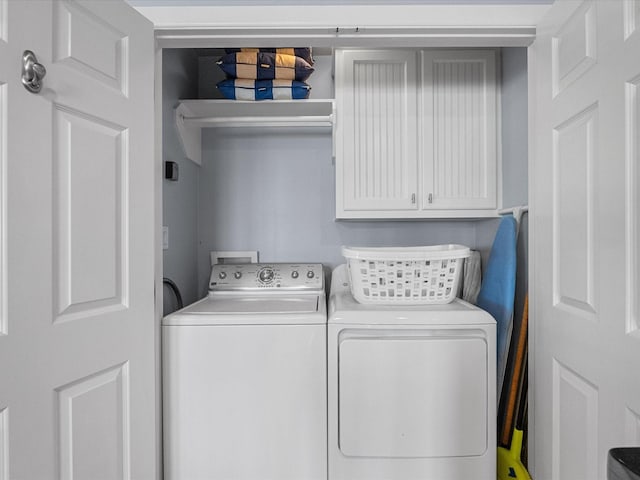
top-left (498, 205), bottom-right (528, 216)
top-left (182, 115), bottom-right (334, 127)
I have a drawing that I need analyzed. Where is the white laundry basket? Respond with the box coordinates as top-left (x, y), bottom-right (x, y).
top-left (342, 245), bottom-right (471, 305)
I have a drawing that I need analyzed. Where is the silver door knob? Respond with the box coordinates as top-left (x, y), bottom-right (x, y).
top-left (22, 50), bottom-right (46, 94)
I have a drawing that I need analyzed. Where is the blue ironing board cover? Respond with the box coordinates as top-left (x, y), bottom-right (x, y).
top-left (476, 216), bottom-right (517, 396)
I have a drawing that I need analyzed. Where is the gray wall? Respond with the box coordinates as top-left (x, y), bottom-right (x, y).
top-left (476, 47), bottom-right (528, 321)
top-left (163, 48), bottom-right (529, 301)
top-left (197, 129), bottom-right (477, 295)
top-left (162, 49), bottom-right (201, 312)
top-left (501, 48), bottom-right (529, 210)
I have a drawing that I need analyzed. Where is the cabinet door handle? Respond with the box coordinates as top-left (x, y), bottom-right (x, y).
top-left (411, 193), bottom-right (416, 204)
top-left (428, 193), bottom-right (433, 204)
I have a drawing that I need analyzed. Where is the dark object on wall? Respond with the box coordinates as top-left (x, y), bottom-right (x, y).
top-left (163, 277), bottom-right (184, 311)
top-left (608, 448), bottom-right (640, 480)
top-left (165, 161), bottom-right (179, 181)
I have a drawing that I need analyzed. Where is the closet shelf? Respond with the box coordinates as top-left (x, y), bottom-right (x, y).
top-left (176, 99), bottom-right (335, 165)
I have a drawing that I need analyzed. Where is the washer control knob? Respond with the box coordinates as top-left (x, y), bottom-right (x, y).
top-left (234, 271), bottom-right (242, 279)
top-left (291, 270), bottom-right (299, 279)
top-left (258, 267), bottom-right (274, 283)
top-left (218, 271), bottom-right (227, 280)
top-left (306, 270), bottom-right (315, 279)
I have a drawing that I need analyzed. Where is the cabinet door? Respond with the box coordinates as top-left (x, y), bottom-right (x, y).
top-left (336, 50), bottom-right (418, 217)
top-left (421, 50), bottom-right (497, 210)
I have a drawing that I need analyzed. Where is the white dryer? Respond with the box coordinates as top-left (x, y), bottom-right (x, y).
top-left (163, 263), bottom-right (327, 480)
top-left (328, 264), bottom-right (496, 480)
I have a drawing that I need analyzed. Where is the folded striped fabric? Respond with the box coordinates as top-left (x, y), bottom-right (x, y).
top-left (217, 52), bottom-right (314, 81)
top-left (217, 79), bottom-right (311, 101)
top-left (224, 47), bottom-right (314, 65)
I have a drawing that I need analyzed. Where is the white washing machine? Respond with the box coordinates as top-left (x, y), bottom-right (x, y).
top-left (328, 264), bottom-right (496, 480)
top-left (163, 263), bottom-right (327, 480)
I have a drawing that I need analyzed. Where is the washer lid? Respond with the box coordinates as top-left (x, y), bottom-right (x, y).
top-left (162, 293), bottom-right (326, 326)
top-left (187, 295), bottom-right (319, 314)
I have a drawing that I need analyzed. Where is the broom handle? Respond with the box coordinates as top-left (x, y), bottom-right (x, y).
top-left (500, 294), bottom-right (529, 445)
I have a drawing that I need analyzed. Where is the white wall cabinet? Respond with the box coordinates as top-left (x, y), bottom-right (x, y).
top-left (335, 49), bottom-right (499, 219)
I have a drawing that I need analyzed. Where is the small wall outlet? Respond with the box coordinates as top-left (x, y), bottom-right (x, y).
top-left (163, 226), bottom-right (169, 250)
top-left (210, 250), bottom-right (258, 266)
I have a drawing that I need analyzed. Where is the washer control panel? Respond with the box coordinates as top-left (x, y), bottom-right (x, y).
top-left (210, 263), bottom-right (323, 291)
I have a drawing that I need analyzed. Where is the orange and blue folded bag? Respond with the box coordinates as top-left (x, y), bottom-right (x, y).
top-left (217, 78), bottom-right (311, 101)
top-left (217, 52), bottom-right (314, 81)
top-left (224, 47), bottom-right (314, 65)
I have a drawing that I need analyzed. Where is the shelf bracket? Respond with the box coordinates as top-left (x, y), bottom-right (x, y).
top-left (175, 103), bottom-right (202, 165)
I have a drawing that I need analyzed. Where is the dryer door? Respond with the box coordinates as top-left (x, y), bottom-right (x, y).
top-left (338, 329), bottom-right (489, 458)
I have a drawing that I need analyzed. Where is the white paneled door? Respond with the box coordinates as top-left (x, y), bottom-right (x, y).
top-left (0, 1), bottom-right (155, 479)
top-left (532, 1), bottom-right (640, 479)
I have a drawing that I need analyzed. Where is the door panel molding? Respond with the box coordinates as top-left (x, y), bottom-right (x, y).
top-left (625, 76), bottom-right (640, 334)
top-left (53, 0), bottom-right (129, 96)
top-left (625, 407), bottom-right (640, 444)
top-left (0, 83), bottom-right (5, 336)
top-left (57, 362), bottom-right (131, 480)
top-left (552, 0), bottom-right (597, 97)
top-left (0, 407), bottom-right (7, 480)
top-left (0, 0), bottom-right (6, 44)
top-left (52, 104), bottom-right (129, 323)
top-left (552, 359), bottom-right (599, 480)
top-left (623, 0), bottom-right (640, 40)
top-left (552, 103), bottom-right (597, 318)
